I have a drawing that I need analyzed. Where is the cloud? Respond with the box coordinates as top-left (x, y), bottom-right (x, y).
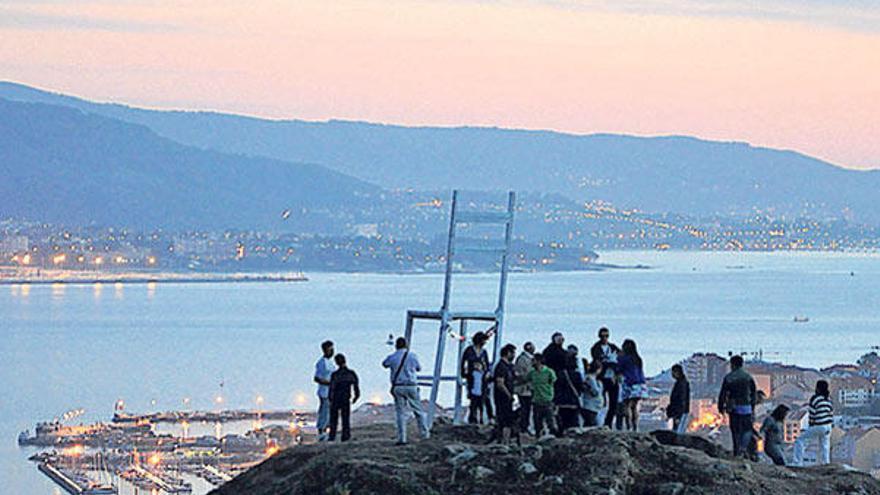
top-left (474, 0), bottom-right (880, 33)
top-left (0, 5), bottom-right (181, 33)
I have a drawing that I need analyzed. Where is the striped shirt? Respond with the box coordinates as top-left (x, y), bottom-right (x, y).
top-left (808, 394), bottom-right (834, 426)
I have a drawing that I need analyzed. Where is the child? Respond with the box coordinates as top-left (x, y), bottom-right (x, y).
top-left (527, 353), bottom-right (557, 436)
top-left (328, 354), bottom-right (360, 442)
top-left (761, 404), bottom-right (790, 466)
top-left (468, 361), bottom-right (486, 424)
top-left (581, 360), bottom-right (604, 427)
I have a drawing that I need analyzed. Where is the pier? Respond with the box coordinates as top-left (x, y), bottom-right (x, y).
top-left (37, 462), bottom-right (116, 495)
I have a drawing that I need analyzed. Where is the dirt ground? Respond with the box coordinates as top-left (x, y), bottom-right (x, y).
top-left (211, 420), bottom-right (880, 495)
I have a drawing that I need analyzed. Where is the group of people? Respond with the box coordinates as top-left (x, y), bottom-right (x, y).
top-left (314, 336), bottom-right (434, 445)
top-left (314, 329), bottom-right (836, 468)
top-left (718, 355), bottom-right (834, 466)
top-left (459, 328), bottom-right (652, 440)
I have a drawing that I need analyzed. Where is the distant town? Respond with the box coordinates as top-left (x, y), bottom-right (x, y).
top-left (1, 191), bottom-right (877, 277)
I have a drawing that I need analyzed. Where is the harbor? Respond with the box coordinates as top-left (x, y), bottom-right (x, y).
top-left (20, 406), bottom-right (318, 494)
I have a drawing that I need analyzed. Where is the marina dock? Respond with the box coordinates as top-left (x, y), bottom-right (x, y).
top-left (38, 462), bottom-right (116, 495)
top-left (22, 407), bottom-right (315, 494)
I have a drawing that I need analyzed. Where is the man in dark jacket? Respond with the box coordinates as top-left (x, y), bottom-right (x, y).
top-left (590, 327), bottom-right (621, 428)
top-left (543, 332), bottom-right (571, 432)
top-left (328, 354), bottom-right (360, 442)
top-left (555, 349), bottom-right (585, 433)
top-left (542, 332), bottom-right (568, 373)
top-left (666, 364), bottom-right (690, 434)
top-left (717, 355), bottom-right (757, 457)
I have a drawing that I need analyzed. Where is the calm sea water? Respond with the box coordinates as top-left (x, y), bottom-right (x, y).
top-left (2, 251), bottom-right (879, 493)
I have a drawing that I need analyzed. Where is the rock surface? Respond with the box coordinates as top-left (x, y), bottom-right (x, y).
top-left (211, 423), bottom-right (880, 495)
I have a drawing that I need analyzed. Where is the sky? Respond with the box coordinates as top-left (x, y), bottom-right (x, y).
top-left (0, 0), bottom-right (878, 170)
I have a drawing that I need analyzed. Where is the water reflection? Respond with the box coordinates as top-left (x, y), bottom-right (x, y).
top-left (93, 282), bottom-right (103, 300)
top-left (51, 283), bottom-right (65, 300)
top-left (146, 281), bottom-right (157, 299)
top-left (114, 282), bottom-right (124, 300)
top-left (21, 283), bottom-right (30, 297)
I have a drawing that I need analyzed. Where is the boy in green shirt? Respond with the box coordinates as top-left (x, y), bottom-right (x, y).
top-left (527, 353), bottom-right (557, 436)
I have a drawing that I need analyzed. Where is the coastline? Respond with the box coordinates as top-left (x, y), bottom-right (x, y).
top-left (0, 270), bottom-right (308, 285)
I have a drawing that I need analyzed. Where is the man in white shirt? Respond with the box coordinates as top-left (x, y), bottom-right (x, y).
top-left (314, 340), bottom-right (336, 441)
top-left (382, 337), bottom-right (430, 445)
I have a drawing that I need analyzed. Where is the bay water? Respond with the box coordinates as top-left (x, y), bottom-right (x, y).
top-left (2, 251), bottom-right (879, 493)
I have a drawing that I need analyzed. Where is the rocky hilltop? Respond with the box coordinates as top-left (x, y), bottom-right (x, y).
top-left (210, 422), bottom-right (880, 495)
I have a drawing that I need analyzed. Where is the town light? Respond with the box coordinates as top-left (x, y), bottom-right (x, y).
top-left (62, 445), bottom-right (85, 457)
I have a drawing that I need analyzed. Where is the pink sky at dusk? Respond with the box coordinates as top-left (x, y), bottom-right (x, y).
top-left (1, 0), bottom-right (878, 169)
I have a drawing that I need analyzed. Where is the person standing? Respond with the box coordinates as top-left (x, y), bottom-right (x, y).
top-left (793, 380), bottom-right (834, 466)
top-left (581, 360), bottom-right (604, 427)
top-left (314, 340), bottom-right (336, 441)
top-left (617, 339), bottom-right (647, 431)
top-left (590, 327), bottom-right (621, 428)
top-left (556, 346), bottom-right (585, 432)
top-left (543, 332), bottom-right (568, 427)
top-left (514, 342), bottom-right (536, 435)
top-left (666, 364), bottom-right (691, 434)
top-left (542, 332), bottom-right (568, 374)
top-left (328, 354), bottom-right (360, 442)
top-left (462, 332), bottom-right (493, 423)
top-left (491, 344), bottom-right (518, 444)
top-left (718, 355), bottom-right (757, 457)
top-left (382, 337), bottom-right (430, 445)
top-left (527, 353), bottom-right (557, 436)
top-left (761, 405), bottom-right (790, 466)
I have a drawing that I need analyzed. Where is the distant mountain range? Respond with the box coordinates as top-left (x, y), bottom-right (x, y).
top-left (0, 97), bottom-right (378, 230)
top-left (1, 81), bottom-right (878, 227)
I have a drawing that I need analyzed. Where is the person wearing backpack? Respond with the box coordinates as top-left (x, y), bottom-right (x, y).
top-left (382, 337), bottom-right (430, 445)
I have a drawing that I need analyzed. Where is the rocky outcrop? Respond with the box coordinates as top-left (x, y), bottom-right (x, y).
top-left (211, 423), bottom-right (880, 495)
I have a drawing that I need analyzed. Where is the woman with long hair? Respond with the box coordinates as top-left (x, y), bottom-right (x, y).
top-left (793, 380), bottom-right (833, 466)
top-left (761, 404), bottom-right (790, 466)
top-left (617, 339), bottom-right (647, 431)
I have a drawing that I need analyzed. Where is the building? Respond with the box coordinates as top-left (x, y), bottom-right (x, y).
top-left (752, 373), bottom-right (772, 399)
top-left (773, 381), bottom-right (813, 405)
top-left (681, 353), bottom-right (728, 397)
top-left (0, 235), bottom-right (29, 255)
top-left (832, 376), bottom-right (875, 411)
top-left (784, 406), bottom-right (809, 444)
top-left (822, 364), bottom-right (862, 378)
top-left (744, 361), bottom-right (822, 397)
top-left (173, 236), bottom-right (237, 261)
top-left (836, 428), bottom-right (880, 471)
